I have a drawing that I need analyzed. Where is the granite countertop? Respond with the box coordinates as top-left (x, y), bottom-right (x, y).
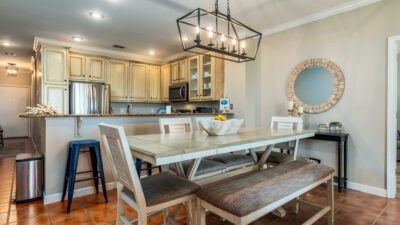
top-left (19, 112), bottom-right (234, 118)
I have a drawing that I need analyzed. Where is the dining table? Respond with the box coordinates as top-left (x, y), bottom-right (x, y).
top-left (127, 127), bottom-right (315, 222)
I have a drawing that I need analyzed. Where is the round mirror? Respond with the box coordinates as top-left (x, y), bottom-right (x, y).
top-left (287, 59), bottom-right (345, 113)
top-left (294, 66), bottom-right (335, 105)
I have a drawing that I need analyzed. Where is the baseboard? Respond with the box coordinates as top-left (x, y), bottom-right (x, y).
top-left (43, 182), bottom-right (116, 205)
top-left (346, 181), bottom-right (387, 197)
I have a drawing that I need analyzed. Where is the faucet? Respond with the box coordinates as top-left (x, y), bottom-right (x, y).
top-left (126, 103), bottom-right (132, 114)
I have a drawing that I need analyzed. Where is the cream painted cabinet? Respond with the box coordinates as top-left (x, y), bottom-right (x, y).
top-left (148, 66), bottom-right (160, 102)
top-left (171, 62), bottom-right (179, 84)
top-left (161, 64), bottom-right (170, 102)
top-left (86, 56), bottom-right (105, 82)
top-left (69, 54), bottom-right (85, 80)
top-left (108, 60), bottom-right (129, 101)
top-left (129, 63), bottom-right (148, 102)
top-left (43, 47), bottom-right (68, 85)
top-left (69, 54), bottom-right (106, 82)
top-left (179, 59), bottom-right (188, 82)
top-left (43, 84), bottom-right (68, 114)
top-left (188, 56), bottom-right (200, 101)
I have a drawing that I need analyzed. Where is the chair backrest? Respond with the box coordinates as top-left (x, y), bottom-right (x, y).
top-left (270, 117), bottom-right (303, 130)
top-left (195, 117), bottom-right (214, 132)
top-left (159, 118), bottom-right (193, 134)
top-left (98, 123), bottom-right (147, 207)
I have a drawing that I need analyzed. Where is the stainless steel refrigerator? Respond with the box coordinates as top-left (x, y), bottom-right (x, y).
top-left (69, 81), bottom-right (110, 114)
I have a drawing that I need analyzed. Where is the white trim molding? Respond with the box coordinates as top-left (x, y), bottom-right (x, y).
top-left (262, 0), bottom-right (382, 36)
top-left (43, 182), bottom-right (116, 205)
top-left (386, 35), bottom-right (400, 199)
top-left (346, 181), bottom-right (387, 198)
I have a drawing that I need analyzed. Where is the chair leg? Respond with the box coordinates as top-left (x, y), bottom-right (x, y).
top-left (327, 175), bottom-right (334, 225)
top-left (116, 183), bottom-right (125, 225)
top-left (294, 197), bottom-right (299, 214)
top-left (67, 146), bottom-right (80, 213)
top-left (158, 166), bottom-right (162, 173)
top-left (163, 208), bottom-right (170, 225)
top-left (89, 147), bottom-right (99, 194)
top-left (196, 198), bottom-right (206, 225)
top-left (147, 163), bottom-right (152, 176)
top-left (138, 212), bottom-right (148, 225)
top-left (61, 146), bottom-right (71, 202)
top-left (94, 143), bottom-right (108, 203)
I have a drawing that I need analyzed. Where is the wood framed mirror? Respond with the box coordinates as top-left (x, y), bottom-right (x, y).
top-left (287, 58), bottom-right (345, 113)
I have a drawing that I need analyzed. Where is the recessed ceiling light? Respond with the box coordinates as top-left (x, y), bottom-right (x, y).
top-left (89, 11), bottom-right (105, 20)
top-left (182, 37), bottom-right (188, 41)
top-left (72, 36), bottom-right (84, 42)
top-left (149, 51), bottom-right (155, 55)
top-left (1, 42), bottom-right (11, 47)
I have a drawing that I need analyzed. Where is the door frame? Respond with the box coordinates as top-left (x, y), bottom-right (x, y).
top-left (0, 84), bottom-right (31, 138)
top-left (386, 35), bottom-right (400, 199)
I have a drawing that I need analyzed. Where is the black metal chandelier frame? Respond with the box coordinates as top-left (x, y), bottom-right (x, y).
top-left (176, 0), bottom-right (262, 63)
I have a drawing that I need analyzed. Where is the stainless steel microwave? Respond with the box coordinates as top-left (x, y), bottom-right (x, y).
top-left (169, 83), bottom-right (188, 102)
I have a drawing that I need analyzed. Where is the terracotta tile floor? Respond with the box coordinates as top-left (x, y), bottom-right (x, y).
top-left (1, 138), bottom-right (400, 224)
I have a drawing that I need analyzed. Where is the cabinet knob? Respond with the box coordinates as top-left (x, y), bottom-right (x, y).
top-left (89, 75), bottom-right (92, 78)
top-left (64, 80), bottom-right (67, 82)
top-left (64, 88), bottom-right (67, 91)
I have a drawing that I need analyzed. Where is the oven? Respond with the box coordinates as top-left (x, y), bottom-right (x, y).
top-left (169, 83), bottom-right (188, 102)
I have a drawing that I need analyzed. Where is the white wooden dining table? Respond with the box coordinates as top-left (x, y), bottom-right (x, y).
top-left (127, 127), bottom-right (315, 183)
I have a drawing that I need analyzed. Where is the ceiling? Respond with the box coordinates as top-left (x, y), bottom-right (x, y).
top-left (0, 0), bottom-right (366, 70)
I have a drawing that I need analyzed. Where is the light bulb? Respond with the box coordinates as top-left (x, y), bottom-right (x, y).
top-left (2, 42), bottom-right (11, 46)
top-left (232, 39), bottom-right (237, 45)
top-left (221, 35), bottom-right (225, 42)
top-left (241, 42), bottom-right (246, 48)
top-left (72, 36), bottom-right (84, 42)
top-left (182, 36), bottom-right (188, 41)
top-left (206, 26), bottom-right (213, 31)
top-left (208, 31), bottom-right (213, 38)
top-left (195, 26), bottom-right (200, 34)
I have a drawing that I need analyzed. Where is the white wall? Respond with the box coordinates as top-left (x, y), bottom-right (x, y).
top-left (244, 0), bottom-right (400, 190)
top-left (224, 61), bottom-right (246, 120)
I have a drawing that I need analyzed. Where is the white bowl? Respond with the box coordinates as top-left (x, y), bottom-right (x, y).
top-left (199, 119), bottom-right (244, 136)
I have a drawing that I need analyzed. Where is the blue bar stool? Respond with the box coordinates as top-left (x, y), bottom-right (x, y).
top-left (61, 140), bottom-right (108, 213)
top-left (135, 159), bottom-right (162, 177)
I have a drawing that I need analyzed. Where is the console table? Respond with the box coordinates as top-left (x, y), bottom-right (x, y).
top-left (307, 132), bottom-right (349, 192)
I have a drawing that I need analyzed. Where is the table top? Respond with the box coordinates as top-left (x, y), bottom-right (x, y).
top-left (127, 128), bottom-right (315, 165)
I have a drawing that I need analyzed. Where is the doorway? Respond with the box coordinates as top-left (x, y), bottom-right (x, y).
top-left (0, 85), bottom-right (29, 137)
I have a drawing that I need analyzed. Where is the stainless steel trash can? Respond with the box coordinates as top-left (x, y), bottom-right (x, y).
top-left (15, 153), bottom-right (43, 203)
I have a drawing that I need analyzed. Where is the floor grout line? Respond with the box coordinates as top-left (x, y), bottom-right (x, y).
top-left (79, 198), bottom-right (97, 225)
top-left (44, 204), bottom-right (53, 225)
top-left (5, 163), bottom-right (15, 225)
top-left (370, 200), bottom-right (390, 225)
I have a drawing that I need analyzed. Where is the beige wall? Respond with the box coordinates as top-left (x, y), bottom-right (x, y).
top-left (225, 61), bottom-right (246, 119)
top-left (244, 0), bottom-right (400, 189)
top-left (0, 68), bottom-right (31, 87)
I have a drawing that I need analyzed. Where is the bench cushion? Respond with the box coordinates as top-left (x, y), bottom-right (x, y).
top-left (123, 172), bottom-right (200, 206)
top-left (170, 159), bottom-right (226, 176)
top-left (197, 160), bottom-right (334, 217)
top-left (256, 151), bottom-right (293, 164)
top-left (211, 154), bottom-right (254, 167)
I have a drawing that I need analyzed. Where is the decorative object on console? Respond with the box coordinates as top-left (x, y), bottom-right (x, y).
top-left (318, 122), bottom-right (342, 132)
top-left (297, 106), bottom-right (304, 118)
top-left (287, 58), bottom-right (345, 113)
top-left (24, 104), bottom-right (58, 116)
top-left (177, 0), bottom-right (262, 63)
top-left (220, 98), bottom-right (230, 112)
top-left (288, 100), bottom-right (294, 116)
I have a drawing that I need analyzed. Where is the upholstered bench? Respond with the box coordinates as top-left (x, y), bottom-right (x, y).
top-left (196, 160), bottom-right (334, 225)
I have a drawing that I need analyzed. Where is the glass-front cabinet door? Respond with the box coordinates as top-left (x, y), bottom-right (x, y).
top-left (200, 54), bottom-right (215, 100)
top-left (188, 56), bottom-right (200, 100)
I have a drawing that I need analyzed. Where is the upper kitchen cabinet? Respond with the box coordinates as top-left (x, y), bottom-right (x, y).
top-left (148, 66), bottom-right (161, 102)
top-left (107, 60), bottom-right (129, 101)
top-left (160, 64), bottom-right (170, 102)
top-left (69, 54), bottom-right (106, 82)
top-left (43, 84), bottom-right (68, 114)
top-left (42, 47), bottom-right (68, 85)
top-left (179, 59), bottom-right (188, 82)
top-left (171, 62), bottom-right (179, 84)
top-left (129, 63), bottom-right (148, 102)
top-left (86, 56), bottom-right (106, 82)
top-left (188, 56), bottom-right (200, 101)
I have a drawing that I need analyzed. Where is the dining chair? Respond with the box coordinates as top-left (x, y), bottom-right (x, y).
top-left (99, 123), bottom-right (200, 225)
top-left (159, 117), bottom-right (227, 180)
top-left (256, 117), bottom-right (302, 165)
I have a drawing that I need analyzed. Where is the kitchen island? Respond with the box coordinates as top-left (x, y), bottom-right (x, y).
top-left (20, 113), bottom-right (233, 204)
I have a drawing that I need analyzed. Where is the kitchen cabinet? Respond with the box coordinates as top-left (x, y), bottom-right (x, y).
top-left (161, 64), bottom-right (170, 102)
top-left (107, 60), bottom-right (129, 101)
top-left (171, 62), bottom-right (179, 84)
top-left (69, 54), bottom-right (106, 82)
top-left (179, 59), bottom-right (188, 82)
top-left (43, 47), bottom-right (68, 85)
top-left (129, 63), bottom-right (148, 102)
top-left (188, 56), bottom-right (200, 101)
top-left (43, 84), bottom-right (68, 114)
top-left (148, 66), bottom-right (160, 102)
top-left (188, 53), bottom-right (224, 101)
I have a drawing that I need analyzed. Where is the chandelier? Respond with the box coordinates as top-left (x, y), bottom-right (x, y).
top-left (177, 0), bottom-right (262, 63)
top-left (6, 63), bottom-right (18, 76)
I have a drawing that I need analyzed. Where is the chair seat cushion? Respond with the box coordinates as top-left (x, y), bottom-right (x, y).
top-left (123, 172), bottom-right (200, 206)
top-left (170, 159), bottom-right (226, 176)
top-left (197, 160), bottom-right (334, 217)
top-left (256, 151), bottom-right (293, 164)
top-left (211, 154), bottom-right (254, 167)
